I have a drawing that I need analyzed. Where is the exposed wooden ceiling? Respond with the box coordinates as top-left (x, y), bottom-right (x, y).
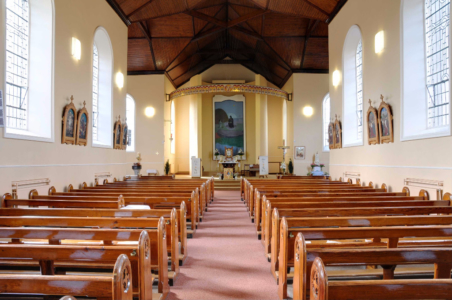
top-left (107, 0), bottom-right (347, 88)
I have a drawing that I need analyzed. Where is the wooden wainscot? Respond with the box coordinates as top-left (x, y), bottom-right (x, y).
top-left (334, 115), bottom-right (342, 149)
top-left (76, 101), bottom-right (89, 146)
top-left (378, 94), bottom-right (394, 144)
top-left (367, 99), bottom-right (379, 145)
top-left (121, 120), bottom-right (129, 150)
top-left (114, 116), bottom-right (122, 149)
top-left (62, 95), bottom-right (77, 145)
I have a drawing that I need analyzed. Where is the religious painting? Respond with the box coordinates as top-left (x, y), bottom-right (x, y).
top-left (328, 122), bottom-right (335, 150)
top-left (213, 94), bottom-right (246, 160)
top-left (294, 146), bottom-right (306, 160)
top-left (76, 101), bottom-right (89, 146)
top-left (334, 116), bottom-right (342, 149)
top-left (378, 95), bottom-right (394, 144)
top-left (366, 100), bottom-right (379, 145)
top-left (113, 118), bottom-right (122, 149)
top-left (121, 122), bottom-right (128, 150)
top-left (62, 96), bottom-right (77, 145)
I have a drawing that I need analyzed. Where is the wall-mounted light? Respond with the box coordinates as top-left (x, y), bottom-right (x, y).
top-left (303, 106), bottom-right (314, 117)
top-left (375, 30), bottom-right (385, 54)
top-left (166, 94), bottom-right (170, 102)
top-left (332, 70), bottom-right (341, 87)
top-left (72, 37), bottom-right (81, 60)
top-left (145, 106), bottom-right (155, 118)
top-left (116, 72), bottom-right (124, 89)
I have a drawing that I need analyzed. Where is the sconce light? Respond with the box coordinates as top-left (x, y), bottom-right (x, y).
top-left (303, 106), bottom-right (314, 117)
top-left (72, 37), bottom-right (81, 60)
top-left (332, 70), bottom-right (341, 87)
top-left (116, 72), bottom-right (124, 89)
top-left (288, 93), bottom-right (293, 101)
top-left (166, 94), bottom-right (170, 102)
top-left (375, 31), bottom-right (385, 54)
top-left (145, 106), bottom-right (155, 118)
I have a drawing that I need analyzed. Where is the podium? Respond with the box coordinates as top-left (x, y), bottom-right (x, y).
top-left (221, 162), bottom-right (238, 179)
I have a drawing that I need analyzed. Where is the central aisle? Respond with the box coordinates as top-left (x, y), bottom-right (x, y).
top-left (167, 190), bottom-right (279, 300)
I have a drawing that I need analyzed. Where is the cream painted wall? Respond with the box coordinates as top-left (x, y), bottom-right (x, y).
top-left (329, 0), bottom-right (452, 196)
top-left (127, 75), bottom-right (165, 174)
top-left (175, 82), bottom-right (190, 173)
top-left (164, 76), bottom-right (176, 173)
top-left (267, 83), bottom-right (284, 174)
top-left (292, 74), bottom-right (330, 175)
top-left (0, 0), bottom-right (128, 197)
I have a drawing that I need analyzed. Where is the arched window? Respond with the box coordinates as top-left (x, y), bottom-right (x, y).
top-left (322, 93), bottom-right (331, 151)
top-left (92, 27), bottom-right (113, 147)
top-left (4, 0), bottom-right (54, 142)
top-left (401, 0), bottom-right (451, 140)
top-left (126, 94), bottom-right (135, 152)
top-left (342, 25), bottom-right (363, 147)
top-left (170, 100), bottom-right (175, 154)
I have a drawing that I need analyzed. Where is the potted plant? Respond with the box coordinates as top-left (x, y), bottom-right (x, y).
top-left (237, 148), bottom-right (244, 159)
top-left (280, 161), bottom-right (287, 175)
top-left (132, 152), bottom-right (142, 176)
top-left (288, 159), bottom-right (294, 175)
top-left (165, 159), bottom-right (170, 175)
top-left (214, 148), bottom-right (220, 160)
top-left (320, 163), bottom-right (325, 170)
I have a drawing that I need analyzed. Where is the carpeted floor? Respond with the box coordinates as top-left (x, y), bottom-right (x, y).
top-left (167, 190), bottom-right (279, 300)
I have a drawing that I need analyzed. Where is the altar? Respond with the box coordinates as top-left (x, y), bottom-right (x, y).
top-left (221, 162), bottom-right (238, 179)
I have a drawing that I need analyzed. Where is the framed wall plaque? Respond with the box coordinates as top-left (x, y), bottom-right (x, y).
top-left (367, 99), bottom-right (379, 145)
top-left (113, 117), bottom-right (122, 149)
top-left (76, 101), bottom-right (89, 146)
top-left (62, 96), bottom-right (77, 145)
top-left (328, 122), bottom-right (335, 150)
top-left (334, 115), bottom-right (342, 149)
top-left (121, 121), bottom-right (128, 150)
top-left (377, 95), bottom-right (394, 144)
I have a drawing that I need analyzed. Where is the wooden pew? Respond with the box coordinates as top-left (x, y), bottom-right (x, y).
top-left (0, 254), bottom-right (134, 299)
top-left (278, 218), bottom-right (452, 299)
top-left (1, 194), bottom-right (124, 209)
top-left (0, 231), bottom-right (155, 300)
top-left (293, 233), bottom-right (452, 300)
top-left (0, 212), bottom-right (180, 284)
top-left (0, 217), bottom-right (170, 297)
top-left (307, 257), bottom-right (452, 300)
top-left (0, 204), bottom-right (188, 264)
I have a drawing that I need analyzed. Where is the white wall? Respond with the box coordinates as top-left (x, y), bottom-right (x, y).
top-left (0, 0), bottom-right (128, 197)
top-left (329, 0), bottom-right (452, 195)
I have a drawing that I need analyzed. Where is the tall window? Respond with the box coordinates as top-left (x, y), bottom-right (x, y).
top-left (126, 94), bottom-right (135, 152)
top-left (170, 100), bottom-right (175, 154)
top-left (92, 44), bottom-right (99, 141)
top-left (356, 40), bottom-right (363, 140)
top-left (342, 25), bottom-right (363, 147)
top-left (401, 0), bottom-right (451, 140)
top-left (4, 0), bottom-right (54, 142)
top-left (425, 0), bottom-right (450, 128)
top-left (5, 0), bottom-right (30, 130)
top-left (91, 27), bottom-right (113, 148)
top-left (323, 93), bottom-right (331, 151)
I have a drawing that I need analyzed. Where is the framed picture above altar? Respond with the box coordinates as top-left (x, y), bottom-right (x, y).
top-left (213, 95), bottom-right (246, 160)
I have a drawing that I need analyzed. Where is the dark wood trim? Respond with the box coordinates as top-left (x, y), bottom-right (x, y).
top-left (303, 0), bottom-right (330, 18)
top-left (131, 10), bottom-right (189, 23)
top-left (165, 72), bottom-right (177, 89)
top-left (185, 10), bottom-right (227, 28)
top-left (292, 68), bottom-right (329, 74)
top-left (127, 0), bottom-right (156, 19)
top-left (280, 70), bottom-right (293, 88)
top-left (127, 70), bottom-right (166, 75)
top-left (137, 22), bottom-right (157, 70)
top-left (206, 59), bottom-right (254, 64)
top-left (230, 26), bottom-right (263, 41)
top-left (227, 9), bottom-right (270, 28)
top-left (301, 20), bottom-right (320, 68)
top-left (327, 0), bottom-right (347, 24)
top-left (192, 26), bottom-right (226, 42)
top-left (105, 0), bottom-right (131, 26)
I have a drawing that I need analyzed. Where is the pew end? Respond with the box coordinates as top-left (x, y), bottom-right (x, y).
top-left (309, 257), bottom-right (327, 300)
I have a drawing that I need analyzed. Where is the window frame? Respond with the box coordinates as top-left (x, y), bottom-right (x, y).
top-left (2, 0), bottom-right (55, 143)
top-left (400, 0), bottom-right (452, 141)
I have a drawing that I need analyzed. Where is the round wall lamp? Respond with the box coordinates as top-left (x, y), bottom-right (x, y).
top-left (145, 106), bottom-right (155, 118)
top-left (303, 106), bottom-right (314, 117)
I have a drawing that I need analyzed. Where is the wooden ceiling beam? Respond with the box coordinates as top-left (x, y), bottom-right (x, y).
top-left (105, 0), bottom-right (131, 26)
top-left (301, 19), bottom-right (320, 68)
top-left (191, 26), bottom-right (226, 42)
top-left (137, 21), bottom-right (158, 70)
top-left (185, 10), bottom-right (228, 28)
top-left (292, 68), bottom-right (329, 73)
top-left (227, 9), bottom-right (270, 28)
top-left (230, 26), bottom-right (263, 41)
top-left (327, 0), bottom-right (347, 23)
top-left (127, 0), bottom-right (156, 19)
top-left (280, 70), bottom-right (293, 88)
top-left (205, 59), bottom-right (254, 64)
top-left (197, 49), bottom-right (256, 55)
top-left (302, 0), bottom-right (330, 18)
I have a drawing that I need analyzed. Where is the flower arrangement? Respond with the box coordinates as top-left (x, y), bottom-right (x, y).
top-left (320, 163), bottom-right (325, 170)
top-left (310, 163), bottom-right (317, 168)
top-left (135, 152), bottom-right (142, 166)
top-left (214, 148), bottom-right (220, 158)
top-left (238, 148), bottom-right (244, 157)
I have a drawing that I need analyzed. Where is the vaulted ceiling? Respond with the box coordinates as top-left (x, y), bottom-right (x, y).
top-left (107, 0), bottom-right (347, 88)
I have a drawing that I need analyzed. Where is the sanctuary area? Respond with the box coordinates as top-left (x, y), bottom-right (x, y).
top-left (0, 0), bottom-right (451, 299)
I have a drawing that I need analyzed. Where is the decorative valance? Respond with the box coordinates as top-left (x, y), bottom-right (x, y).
top-left (168, 84), bottom-right (290, 101)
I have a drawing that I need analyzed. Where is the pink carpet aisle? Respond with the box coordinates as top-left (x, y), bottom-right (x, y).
top-left (167, 190), bottom-right (279, 300)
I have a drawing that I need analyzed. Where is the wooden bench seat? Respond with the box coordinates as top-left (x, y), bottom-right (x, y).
top-left (0, 231), bottom-right (158, 300)
top-left (308, 257), bottom-right (452, 300)
top-left (292, 234), bottom-right (452, 300)
top-left (0, 254), bottom-right (134, 299)
top-left (1, 197), bottom-right (124, 209)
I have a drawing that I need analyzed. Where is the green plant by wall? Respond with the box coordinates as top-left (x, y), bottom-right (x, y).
top-left (288, 159), bottom-right (294, 174)
top-left (165, 160), bottom-right (170, 175)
